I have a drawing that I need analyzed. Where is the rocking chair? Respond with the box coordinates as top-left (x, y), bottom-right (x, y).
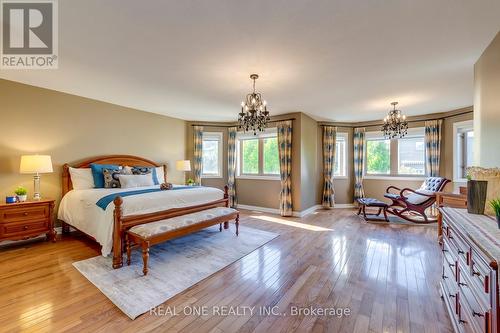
top-left (384, 177), bottom-right (450, 223)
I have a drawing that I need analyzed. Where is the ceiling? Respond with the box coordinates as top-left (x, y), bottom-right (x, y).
top-left (1, 0), bottom-right (499, 122)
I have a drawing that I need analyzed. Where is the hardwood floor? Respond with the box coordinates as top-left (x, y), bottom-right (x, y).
top-left (0, 209), bottom-right (453, 333)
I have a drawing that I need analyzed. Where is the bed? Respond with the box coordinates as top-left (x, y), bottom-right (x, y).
top-left (58, 155), bottom-right (228, 269)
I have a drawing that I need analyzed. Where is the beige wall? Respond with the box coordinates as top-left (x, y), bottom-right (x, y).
top-left (0, 79), bottom-right (186, 207)
top-left (474, 31), bottom-right (500, 168)
top-left (300, 113), bottom-right (321, 210)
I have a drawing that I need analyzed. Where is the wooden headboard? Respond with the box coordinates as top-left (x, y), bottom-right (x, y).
top-left (62, 155), bottom-right (167, 196)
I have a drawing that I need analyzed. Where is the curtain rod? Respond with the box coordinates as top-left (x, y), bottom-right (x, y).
top-left (190, 117), bottom-right (296, 127)
top-left (319, 110), bottom-right (473, 128)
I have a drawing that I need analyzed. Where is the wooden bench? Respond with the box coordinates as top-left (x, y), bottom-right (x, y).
top-left (125, 207), bottom-right (239, 275)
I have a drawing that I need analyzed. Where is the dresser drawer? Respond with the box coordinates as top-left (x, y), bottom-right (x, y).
top-left (1, 219), bottom-right (49, 236)
top-left (1, 205), bottom-right (49, 223)
top-left (446, 226), bottom-right (470, 266)
top-left (458, 287), bottom-right (490, 333)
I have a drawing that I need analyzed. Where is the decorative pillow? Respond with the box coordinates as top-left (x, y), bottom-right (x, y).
top-left (156, 166), bottom-right (165, 184)
top-left (131, 166), bottom-right (160, 185)
top-left (103, 168), bottom-right (132, 188)
top-left (118, 174), bottom-right (155, 188)
top-left (90, 164), bottom-right (121, 188)
top-left (69, 167), bottom-right (94, 190)
top-left (160, 182), bottom-right (173, 190)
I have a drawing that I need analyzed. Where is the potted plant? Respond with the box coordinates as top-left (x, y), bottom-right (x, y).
top-left (489, 199), bottom-right (500, 228)
top-left (186, 178), bottom-right (195, 186)
top-left (14, 186), bottom-right (28, 202)
top-left (466, 171), bottom-right (488, 214)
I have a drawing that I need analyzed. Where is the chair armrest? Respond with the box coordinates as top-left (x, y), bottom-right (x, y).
top-left (386, 185), bottom-right (401, 194)
top-left (400, 188), bottom-right (436, 199)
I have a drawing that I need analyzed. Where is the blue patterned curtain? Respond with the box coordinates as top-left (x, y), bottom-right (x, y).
top-left (322, 126), bottom-right (337, 208)
top-left (425, 120), bottom-right (442, 177)
top-left (193, 126), bottom-right (203, 185)
top-left (353, 128), bottom-right (365, 199)
top-left (227, 127), bottom-right (238, 207)
top-left (277, 121), bottom-right (293, 216)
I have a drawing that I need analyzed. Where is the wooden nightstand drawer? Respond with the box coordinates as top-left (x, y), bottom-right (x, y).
top-left (0, 199), bottom-right (55, 243)
top-left (1, 205), bottom-right (48, 223)
top-left (2, 219), bottom-right (48, 236)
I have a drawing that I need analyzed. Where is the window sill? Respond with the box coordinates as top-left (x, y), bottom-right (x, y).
top-left (236, 175), bottom-right (280, 181)
top-left (453, 178), bottom-right (468, 183)
top-left (201, 175), bottom-right (223, 179)
top-left (363, 175), bottom-right (427, 181)
top-left (333, 176), bottom-right (348, 180)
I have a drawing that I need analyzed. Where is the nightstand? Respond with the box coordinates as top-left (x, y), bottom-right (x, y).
top-left (0, 199), bottom-right (56, 243)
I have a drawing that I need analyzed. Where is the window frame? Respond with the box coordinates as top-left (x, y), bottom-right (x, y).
top-left (236, 128), bottom-right (280, 180)
top-left (453, 120), bottom-right (474, 182)
top-left (363, 127), bottom-right (427, 180)
top-left (334, 132), bottom-right (348, 178)
top-left (201, 131), bottom-right (223, 179)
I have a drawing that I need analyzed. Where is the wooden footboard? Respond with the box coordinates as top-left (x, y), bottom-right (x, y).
top-left (112, 185), bottom-right (229, 269)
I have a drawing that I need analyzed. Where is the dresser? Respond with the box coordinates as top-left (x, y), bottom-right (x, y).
top-left (437, 191), bottom-right (468, 244)
top-left (440, 207), bottom-right (499, 333)
top-left (0, 199), bottom-right (56, 242)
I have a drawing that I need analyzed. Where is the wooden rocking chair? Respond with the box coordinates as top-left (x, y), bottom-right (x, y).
top-left (384, 177), bottom-right (450, 223)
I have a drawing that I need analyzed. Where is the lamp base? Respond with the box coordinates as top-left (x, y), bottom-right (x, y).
top-left (33, 174), bottom-right (41, 201)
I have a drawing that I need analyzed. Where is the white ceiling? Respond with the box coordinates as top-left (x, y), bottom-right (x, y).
top-left (1, 0), bottom-right (500, 122)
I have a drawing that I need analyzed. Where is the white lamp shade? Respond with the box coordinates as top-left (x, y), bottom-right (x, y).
top-left (20, 155), bottom-right (53, 174)
top-left (175, 160), bottom-right (191, 172)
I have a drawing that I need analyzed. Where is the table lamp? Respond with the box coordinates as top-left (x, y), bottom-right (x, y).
top-left (175, 160), bottom-right (191, 184)
top-left (20, 155), bottom-right (53, 200)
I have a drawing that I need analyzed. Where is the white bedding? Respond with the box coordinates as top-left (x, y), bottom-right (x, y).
top-left (57, 185), bottom-right (224, 256)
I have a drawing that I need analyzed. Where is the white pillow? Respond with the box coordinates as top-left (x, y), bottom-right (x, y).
top-left (118, 174), bottom-right (155, 188)
top-left (156, 166), bottom-right (165, 183)
top-left (69, 167), bottom-right (94, 190)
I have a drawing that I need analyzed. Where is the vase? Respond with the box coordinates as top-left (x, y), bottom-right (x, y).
top-left (16, 194), bottom-right (27, 202)
top-left (467, 180), bottom-right (488, 214)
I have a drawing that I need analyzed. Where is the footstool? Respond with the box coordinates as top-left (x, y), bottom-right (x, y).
top-left (357, 198), bottom-right (389, 222)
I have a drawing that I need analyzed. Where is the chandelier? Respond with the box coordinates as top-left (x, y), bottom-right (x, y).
top-left (382, 102), bottom-right (408, 139)
top-left (238, 74), bottom-right (270, 135)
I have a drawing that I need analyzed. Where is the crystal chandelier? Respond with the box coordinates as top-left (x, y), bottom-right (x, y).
top-left (238, 74), bottom-right (270, 135)
top-left (382, 102), bottom-right (408, 139)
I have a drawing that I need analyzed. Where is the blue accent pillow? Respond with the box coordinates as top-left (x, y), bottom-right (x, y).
top-left (131, 166), bottom-right (160, 185)
top-left (90, 164), bottom-right (121, 188)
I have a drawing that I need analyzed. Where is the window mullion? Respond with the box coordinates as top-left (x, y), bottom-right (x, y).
top-left (259, 138), bottom-right (263, 175)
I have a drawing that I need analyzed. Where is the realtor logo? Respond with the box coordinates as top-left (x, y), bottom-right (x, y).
top-left (1, 0), bottom-right (58, 69)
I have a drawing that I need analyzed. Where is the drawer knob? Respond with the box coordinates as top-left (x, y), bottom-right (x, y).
top-left (23, 225), bottom-right (28, 230)
top-left (23, 212), bottom-right (29, 216)
top-left (449, 263), bottom-right (455, 268)
top-left (448, 294), bottom-right (455, 298)
top-left (472, 311), bottom-right (484, 317)
top-left (442, 274), bottom-right (448, 279)
top-left (458, 250), bottom-right (464, 254)
top-left (442, 249), bottom-right (448, 253)
top-left (459, 282), bottom-right (467, 287)
top-left (472, 270), bottom-right (481, 277)
top-left (459, 319), bottom-right (467, 325)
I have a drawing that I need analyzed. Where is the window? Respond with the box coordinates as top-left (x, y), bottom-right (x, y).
top-left (366, 138), bottom-right (391, 175)
top-left (334, 133), bottom-right (347, 177)
top-left (364, 128), bottom-right (426, 178)
top-left (202, 132), bottom-right (222, 178)
top-left (398, 135), bottom-right (425, 175)
top-left (454, 120), bottom-right (474, 181)
top-left (237, 128), bottom-right (279, 178)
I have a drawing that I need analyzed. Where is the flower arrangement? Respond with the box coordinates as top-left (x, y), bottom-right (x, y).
top-left (14, 186), bottom-right (28, 202)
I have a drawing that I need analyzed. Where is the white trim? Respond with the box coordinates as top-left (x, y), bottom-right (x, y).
top-left (363, 176), bottom-right (426, 181)
top-left (334, 203), bottom-right (357, 208)
top-left (292, 205), bottom-right (323, 217)
top-left (236, 204), bottom-right (280, 215)
top-left (236, 175), bottom-right (280, 181)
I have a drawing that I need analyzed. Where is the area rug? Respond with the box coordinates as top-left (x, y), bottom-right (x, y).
top-left (73, 225), bottom-right (278, 320)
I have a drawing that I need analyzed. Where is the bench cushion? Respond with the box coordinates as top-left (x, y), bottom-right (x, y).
top-left (128, 207), bottom-right (238, 238)
top-left (357, 198), bottom-right (388, 208)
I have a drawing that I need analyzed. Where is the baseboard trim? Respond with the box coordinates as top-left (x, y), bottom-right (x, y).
top-left (334, 203), bottom-right (356, 209)
top-left (236, 204), bottom-right (281, 215)
top-left (292, 205), bottom-right (322, 217)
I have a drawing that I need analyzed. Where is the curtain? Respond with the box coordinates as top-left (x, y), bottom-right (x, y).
top-left (193, 126), bottom-right (203, 185)
top-left (353, 128), bottom-right (366, 199)
top-left (425, 119), bottom-right (443, 177)
top-left (227, 127), bottom-right (238, 208)
top-left (322, 126), bottom-right (337, 208)
top-left (277, 120), bottom-right (293, 216)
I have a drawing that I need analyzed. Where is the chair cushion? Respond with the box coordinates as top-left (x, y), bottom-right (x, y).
top-left (384, 193), bottom-right (400, 200)
top-left (406, 189), bottom-right (435, 205)
top-left (129, 207), bottom-right (238, 238)
top-left (357, 198), bottom-right (388, 207)
top-left (421, 177), bottom-right (447, 192)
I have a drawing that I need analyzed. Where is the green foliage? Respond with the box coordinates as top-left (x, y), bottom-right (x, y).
top-left (242, 139), bottom-right (259, 174)
top-left (366, 140), bottom-right (390, 174)
top-left (263, 137), bottom-right (279, 174)
top-left (186, 178), bottom-right (195, 185)
top-left (14, 186), bottom-right (27, 196)
top-left (489, 199), bottom-right (500, 216)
